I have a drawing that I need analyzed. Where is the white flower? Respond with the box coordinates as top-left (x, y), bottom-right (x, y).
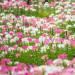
top-left (63, 59), bottom-right (70, 66)
top-left (30, 8), bottom-right (36, 11)
top-left (66, 25), bottom-right (72, 29)
top-left (45, 65), bottom-right (64, 75)
top-left (39, 36), bottom-right (45, 43)
top-left (22, 38), bottom-right (29, 43)
top-left (5, 34), bottom-right (12, 39)
top-left (40, 45), bottom-right (48, 53)
top-left (28, 46), bottom-right (32, 50)
top-left (2, 16), bottom-right (6, 20)
top-left (16, 23), bottom-right (20, 27)
top-left (14, 36), bottom-right (19, 41)
top-left (14, 62), bottom-right (19, 65)
top-left (56, 9), bottom-right (61, 13)
top-left (44, 2), bottom-right (49, 7)
top-left (0, 13), bottom-right (5, 16)
top-left (57, 44), bottom-right (65, 48)
top-left (7, 22), bottom-right (12, 26)
top-left (53, 59), bottom-right (63, 65)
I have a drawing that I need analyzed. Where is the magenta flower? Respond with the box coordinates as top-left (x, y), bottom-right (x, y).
top-left (22, 46), bottom-right (28, 49)
top-left (1, 58), bottom-right (11, 65)
top-left (0, 45), bottom-right (8, 51)
top-left (27, 37), bottom-right (32, 42)
top-left (58, 54), bottom-right (67, 59)
top-left (17, 32), bottom-right (23, 39)
top-left (1, 65), bottom-right (10, 73)
top-left (9, 31), bottom-right (14, 36)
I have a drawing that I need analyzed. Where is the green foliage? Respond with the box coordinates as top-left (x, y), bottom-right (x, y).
top-left (2, 7), bottom-right (55, 18)
top-left (2, 46), bottom-right (75, 65)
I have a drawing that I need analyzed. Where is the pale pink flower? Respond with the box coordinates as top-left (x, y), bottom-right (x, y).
top-left (46, 60), bottom-right (53, 65)
top-left (48, 72), bottom-right (60, 75)
top-left (70, 39), bottom-right (75, 46)
top-left (58, 14), bottom-right (66, 19)
top-left (44, 39), bottom-right (50, 45)
top-left (71, 3), bottom-right (75, 6)
top-left (19, 1), bottom-right (28, 7)
top-left (55, 38), bottom-right (64, 43)
top-left (48, 17), bottom-right (55, 24)
top-left (49, 2), bottom-right (56, 7)
top-left (15, 53), bottom-right (21, 58)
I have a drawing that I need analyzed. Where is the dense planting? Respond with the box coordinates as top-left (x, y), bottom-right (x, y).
top-left (0, 0), bottom-right (75, 75)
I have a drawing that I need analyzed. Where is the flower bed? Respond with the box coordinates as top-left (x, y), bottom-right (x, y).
top-left (0, 0), bottom-right (75, 75)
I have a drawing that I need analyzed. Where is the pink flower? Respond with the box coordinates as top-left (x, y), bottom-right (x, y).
top-left (71, 10), bottom-right (75, 13)
top-left (15, 63), bottom-right (26, 71)
top-left (16, 0), bottom-right (20, 2)
top-left (9, 31), bottom-right (14, 36)
top-left (17, 39), bottom-right (22, 44)
top-left (1, 58), bottom-right (11, 65)
top-left (70, 39), bottom-right (75, 46)
top-left (61, 0), bottom-right (65, 2)
top-left (70, 58), bottom-right (75, 65)
top-left (13, 45), bottom-right (18, 50)
top-left (2, 25), bottom-right (8, 29)
top-left (71, 3), bottom-right (75, 6)
top-left (32, 46), bottom-right (38, 51)
top-left (55, 38), bottom-right (64, 43)
top-left (1, 65), bottom-right (10, 73)
top-left (22, 46), bottom-right (28, 49)
top-left (62, 68), bottom-right (75, 75)
top-left (48, 17), bottom-right (55, 24)
top-left (17, 32), bottom-right (23, 39)
top-left (27, 37), bottom-right (32, 42)
top-left (55, 28), bottom-right (63, 34)
top-left (44, 39), bottom-right (50, 45)
top-left (48, 72), bottom-right (60, 75)
top-left (58, 54), bottom-right (67, 59)
top-left (15, 53), bottom-right (21, 58)
top-left (0, 45), bottom-right (8, 51)
top-left (24, 71), bottom-right (32, 75)
top-left (71, 10), bottom-right (75, 15)
top-left (2, 29), bottom-right (6, 34)
top-left (2, 1), bottom-right (11, 9)
top-left (46, 60), bottom-right (53, 65)
top-left (19, 1), bottom-right (28, 7)
top-left (34, 39), bottom-right (39, 43)
top-left (49, 2), bottom-right (56, 7)
top-left (58, 14), bottom-right (66, 19)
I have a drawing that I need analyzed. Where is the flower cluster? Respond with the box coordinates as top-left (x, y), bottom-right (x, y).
top-left (0, 56), bottom-right (75, 75)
